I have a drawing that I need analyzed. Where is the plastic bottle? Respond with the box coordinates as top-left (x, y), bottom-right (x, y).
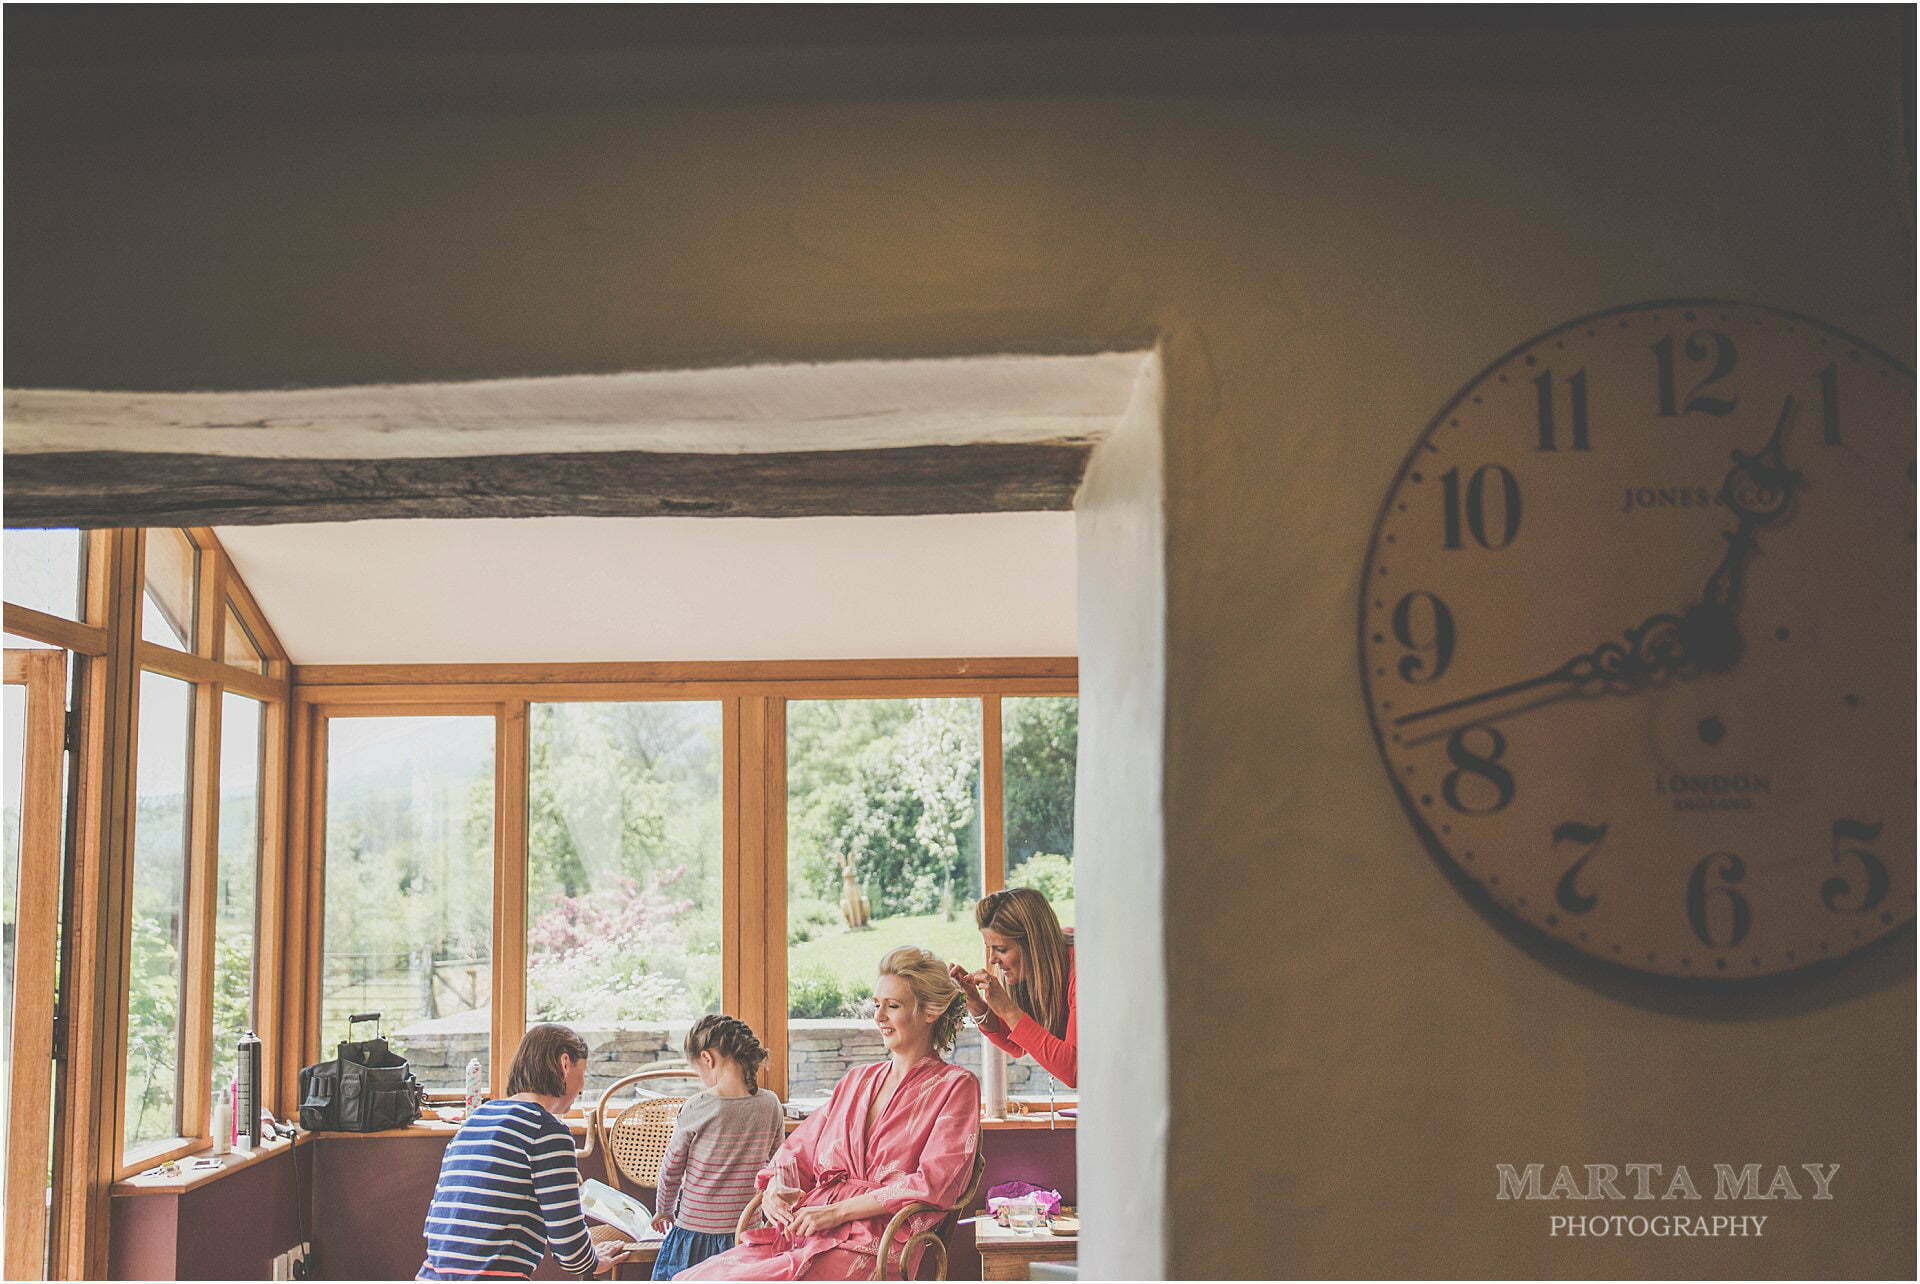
top-left (210, 1093), bottom-right (232, 1156)
top-left (464, 1057), bottom-right (485, 1115)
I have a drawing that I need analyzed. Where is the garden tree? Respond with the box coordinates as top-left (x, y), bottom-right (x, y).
top-left (126, 792), bottom-right (189, 1143)
top-left (1003, 697), bottom-right (1077, 874)
top-left (521, 702), bottom-right (719, 899)
top-left (322, 740), bottom-right (493, 1031)
top-left (787, 699), bottom-right (982, 919)
top-left (210, 791), bottom-right (258, 1088)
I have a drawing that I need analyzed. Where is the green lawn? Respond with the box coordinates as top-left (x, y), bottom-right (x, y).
top-left (789, 900), bottom-right (1076, 996)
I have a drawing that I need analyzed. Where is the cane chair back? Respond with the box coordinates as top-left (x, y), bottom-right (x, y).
top-left (870, 1146), bottom-right (990, 1281)
top-left (606, 1097), bottom-right (685, 1190)
top-left (586, 1064), bottom-right (701, 1195)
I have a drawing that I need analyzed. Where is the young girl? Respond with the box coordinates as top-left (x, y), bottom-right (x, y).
top-left (650, 1015), bottom-right (785, 1280)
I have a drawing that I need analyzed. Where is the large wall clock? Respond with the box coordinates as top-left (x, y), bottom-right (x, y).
top-left (1360, 299), bottom-right (1913, 980)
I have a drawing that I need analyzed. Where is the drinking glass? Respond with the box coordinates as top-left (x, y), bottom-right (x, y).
top-left (1004, 1196), bottom-right (1044, 1235)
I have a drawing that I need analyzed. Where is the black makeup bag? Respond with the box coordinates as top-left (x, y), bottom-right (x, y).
top-left (298, 1012), bottom-right (426, 1133)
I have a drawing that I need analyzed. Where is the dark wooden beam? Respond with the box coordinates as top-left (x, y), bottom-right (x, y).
top-left (3, 442), bottom-right (1092, 527)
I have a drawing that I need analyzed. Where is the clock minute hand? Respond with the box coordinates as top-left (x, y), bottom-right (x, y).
top-left (1395, 398), bottom-right (1809, 735)
top-left (1391, 607), bottom-right (1693, 730)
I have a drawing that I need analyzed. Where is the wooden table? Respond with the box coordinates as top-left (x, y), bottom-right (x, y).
top-left (974, 1217), bottom-right (1078, 1281)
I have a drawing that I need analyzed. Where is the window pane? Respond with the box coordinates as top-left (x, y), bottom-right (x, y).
top-left (222, 608), bottom-right (264, 674)
top-left (213, 694), bottom-right (262, 1102)
top-left (1000, 695), bottom-right (1077, 1098)
top-left (141, 531), bottom-right (198, 651)
top-left (323, 717), bottom-right (493, 1092)
top-left (526, 702), bottom-right (722, 1096)
top-left (786, 699), bottom-right (981, 1099)
top-left (3, 529), bottom-right (86, 620)
top-left (1003, 696), bottom-right (1077, 928)
top-left (128, 672), bottom-right (191, 1156)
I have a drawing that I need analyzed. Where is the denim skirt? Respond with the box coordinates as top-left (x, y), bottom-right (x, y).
top-left (651, 1226), bottom-right (736, 1280)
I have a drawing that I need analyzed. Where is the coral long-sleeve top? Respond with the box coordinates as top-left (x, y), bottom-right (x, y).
top-left (980, 955), bottom-right (1077, 1088)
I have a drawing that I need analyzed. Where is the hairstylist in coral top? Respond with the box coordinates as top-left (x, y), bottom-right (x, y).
top-left (948, 887), bottom-right (1077, 1088)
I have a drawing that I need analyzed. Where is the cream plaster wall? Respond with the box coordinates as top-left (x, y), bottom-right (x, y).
top-left (7, 11), bottom-right (1912, 1278)
top-left (1074, 353), bottom-right (1169, 1278)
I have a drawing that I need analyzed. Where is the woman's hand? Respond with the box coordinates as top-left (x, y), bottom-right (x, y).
top-left (649, 1214), bottom-right (672, 1235)
top-left (975, 964), bottom-right (1022, 1025)
top-left (761, 1181), bottom-right (801, 1230)
top-left (947, 962), bottom-right (990, 1018)
top-left (786, 1200), bottom-right (854, 1239)
top-left (592, 1241), bottom-right (635, 1274)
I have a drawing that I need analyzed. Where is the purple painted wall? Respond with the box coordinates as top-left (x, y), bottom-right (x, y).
top-left (110, 1144), bottom-right (313, 1281)
top-left (949, 1129), bottom-right (1077, 1281)
top-left (111, 1128), bottom-right (1072, 1280)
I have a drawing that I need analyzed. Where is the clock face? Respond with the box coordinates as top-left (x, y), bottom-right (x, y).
top-left (1360, 300), bottom-right (1914, 980)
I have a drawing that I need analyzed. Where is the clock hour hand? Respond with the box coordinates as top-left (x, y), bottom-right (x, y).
top-left (1700, 394), bottom-right (1802, 618)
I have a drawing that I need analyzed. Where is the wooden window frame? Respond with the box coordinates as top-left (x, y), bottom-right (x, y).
top-left (288, 662), bottom-right (1074, 1103)
top-left (7, 528), bottom-right (290, 1273)
top-left (4, 647), bottom-right (68, 1279)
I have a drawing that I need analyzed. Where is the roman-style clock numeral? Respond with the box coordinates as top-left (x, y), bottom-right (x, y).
top-left (1532, 369), bottom-right (1590, 451)
top-left (1821, 818), bottom-right (1887, 913)
top-left (1551, 821), bottom-right (1608, 914)
top-left (1653, 330), bottom-right (1739, 417)
top-left (1391, 591), bottom-right (1455, 684)
top-left (1817, 362), bottom-right (1842, 445)
top-left (1686, 850), bottom-right (1751, 948)
top-left (1440, 465), bottom-right (1522, 550)
top-left (1442, 725), bottom-right (1514, 814)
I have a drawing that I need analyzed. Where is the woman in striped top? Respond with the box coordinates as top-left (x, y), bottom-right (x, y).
top-left (649, 1015), bottom-right (786, 1279)
top-left (418, 1024), bottom-right (634, 1281)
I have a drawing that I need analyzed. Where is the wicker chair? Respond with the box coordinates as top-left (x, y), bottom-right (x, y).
top-left (582, 1064), bottom-right (704, 1276)
top-left (734, 1146), bottom-right (988, 1281)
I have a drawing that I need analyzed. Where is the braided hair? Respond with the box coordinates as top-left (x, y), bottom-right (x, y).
top-left (684, 1014), bottom-right (771, 1095)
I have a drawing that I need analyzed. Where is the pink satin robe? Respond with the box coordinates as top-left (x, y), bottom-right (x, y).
top-left (676, 1057), bottom-right (980, 1281)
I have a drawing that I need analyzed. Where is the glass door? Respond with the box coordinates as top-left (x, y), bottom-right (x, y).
top-left (3, 649), bottom-right (66, 1280)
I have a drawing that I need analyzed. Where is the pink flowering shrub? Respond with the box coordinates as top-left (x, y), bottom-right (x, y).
top-left (527, 866), bottom-right (716, 1021)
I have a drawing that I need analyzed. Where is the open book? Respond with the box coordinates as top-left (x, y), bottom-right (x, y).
top-left (581, 1179), bottom-right (665, 1241)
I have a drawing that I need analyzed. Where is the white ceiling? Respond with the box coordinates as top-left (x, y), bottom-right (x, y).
top-left (216, 511), bottom-right (1078, 664)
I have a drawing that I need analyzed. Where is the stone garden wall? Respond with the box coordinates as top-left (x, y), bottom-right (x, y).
top-left (395, 1017), bottom-right (1065, 1101)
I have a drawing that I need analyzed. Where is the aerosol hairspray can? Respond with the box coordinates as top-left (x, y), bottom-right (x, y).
top-left (236, 1031), bottom-right (263, 1149)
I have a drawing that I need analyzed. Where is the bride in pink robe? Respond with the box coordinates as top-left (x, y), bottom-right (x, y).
top-left (677, 947), bottom-right (981, 1281)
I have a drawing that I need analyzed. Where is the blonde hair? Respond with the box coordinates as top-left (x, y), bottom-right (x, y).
top-left (684, 1014), bottom-right (771, 1095)
top-left (877, 945), bottom-right (967, 1054)
top-left (976, 887), bottom-right (1073, 1039)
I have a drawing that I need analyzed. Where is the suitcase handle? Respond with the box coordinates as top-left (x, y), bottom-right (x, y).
top-left (348, 1012), bottom-right (382, 1034)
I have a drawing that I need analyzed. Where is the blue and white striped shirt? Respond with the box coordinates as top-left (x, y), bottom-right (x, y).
top-left (418, 1098), bottom-right (597, 1280)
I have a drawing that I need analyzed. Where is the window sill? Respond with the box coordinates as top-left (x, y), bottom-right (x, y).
top-left (118, 1136), bottom-right (206, 1180)
top-left (111, 1132), bottom-right (306, 1197)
